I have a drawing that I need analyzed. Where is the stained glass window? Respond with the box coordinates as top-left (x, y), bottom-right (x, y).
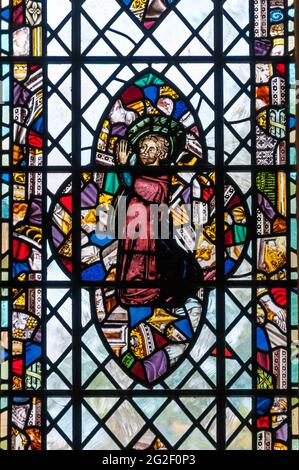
top-left (0, 0), bottom-right (298, 453)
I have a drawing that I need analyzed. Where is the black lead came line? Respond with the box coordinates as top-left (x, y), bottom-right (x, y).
top-left (71, 0), bottom-right (83, 452)
top-left (214, 0), bottom-right (226, 452)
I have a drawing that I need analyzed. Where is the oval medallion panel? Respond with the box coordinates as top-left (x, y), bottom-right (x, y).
top-left (50, 72), bottom-right (250, 387)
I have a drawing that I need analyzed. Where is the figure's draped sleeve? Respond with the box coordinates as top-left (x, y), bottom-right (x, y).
top-left (133, 175), bottom-right (168, 204)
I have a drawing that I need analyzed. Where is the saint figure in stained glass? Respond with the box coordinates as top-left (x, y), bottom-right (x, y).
top-left (115, 117), bottom-right (202, 308)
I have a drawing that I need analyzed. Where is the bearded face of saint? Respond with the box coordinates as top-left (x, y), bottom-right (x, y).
top-left (138, 135), bottom-right (169, 166)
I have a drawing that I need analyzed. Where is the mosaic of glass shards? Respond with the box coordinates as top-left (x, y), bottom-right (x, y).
top-left (0, 287), bottom-right (9, 450)
top-left (0, 172), bottom-right (9, 280)
top-left (94, 72), bottom-right (206, 168)
top-left (121, 0), bottom-right (174, 29)
top-left (256, 62), bottom-right (295, 166)
top-left (80, 286), bottom-right (217, 392)
top-left (12, 172), bottom-right (43, 281)
top-left (11, 397), bottom-right (42, 450)
top-left (13, 64), bottom-right (43, 167)
top-left (47, 170), bottom-right (248, 388)
top-left (254, 0), bottom-right (295, 56)
top-left (0, 0), bottom-right (45, 452)
top-left (256, 172), bottom-right (287, 280)
top-left (0, 0), bottom-right (298, 453)
top-left (0, 63), bottom-right (10, 166)
top-left (47, 68), bottom-right (248, 388)
top-left (256, 396), bottom-right (289, 450)
top-left (255, 286), bottom-right (299, 450)
top-left (12, 0), bottom-right (42, 57)
top-left (257, 287), bottom-right (289, 390)
top-left (80, 64), bottom-right (215, 165)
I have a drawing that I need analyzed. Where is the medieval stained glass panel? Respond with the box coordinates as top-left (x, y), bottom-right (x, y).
top-left (0, 0), bottom-right (298, 452)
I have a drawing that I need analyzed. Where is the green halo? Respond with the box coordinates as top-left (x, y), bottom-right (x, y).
top-left (128, 116), bottom-right (184, 158)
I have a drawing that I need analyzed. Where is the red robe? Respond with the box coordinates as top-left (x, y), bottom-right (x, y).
top-left (117, 174), bottom-right (169, 306)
